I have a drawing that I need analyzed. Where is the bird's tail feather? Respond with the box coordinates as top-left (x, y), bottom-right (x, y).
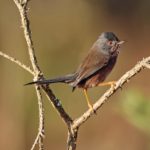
top-left (24, 74), bottom-right (76, 86)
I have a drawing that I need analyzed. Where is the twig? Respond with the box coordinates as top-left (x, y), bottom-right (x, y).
top-left (36, 86), bottom-right (44, 150)
top-left (31, 133), bottom-right (40, 150)
top-left (13, 0), bottom-right (44, 149)
top-left (13, 0), bottom-right (41, 74)
top-left (0, 51), bottom-right (34, 75)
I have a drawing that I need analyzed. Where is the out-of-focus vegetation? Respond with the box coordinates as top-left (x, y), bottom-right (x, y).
top-left (119, 89), bottom-right (150, 135)
top-left (0, 0), bottom-right (150, 150)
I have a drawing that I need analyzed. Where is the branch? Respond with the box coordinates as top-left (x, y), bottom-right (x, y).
top-left (0, 51), bottom-right (34, 75)
top-left (32, 86), bottom-right (44, 150)
top-left (12, 1), bottom-right (73, 149)
top-left (13, 0), bottom-right (44, 149)
top-left (13, 0), bottom-right (41, 74)
top-left (31, 86), bottom-right (44, 150)
top-left (42, 85), bottom-right (73, 126)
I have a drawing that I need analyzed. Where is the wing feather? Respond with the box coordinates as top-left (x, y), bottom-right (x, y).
top-left (73, 47), bottom-right (110, 86)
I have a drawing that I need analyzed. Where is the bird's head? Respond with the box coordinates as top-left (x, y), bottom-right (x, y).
top-left (97, 32), bottom-right (125, 54)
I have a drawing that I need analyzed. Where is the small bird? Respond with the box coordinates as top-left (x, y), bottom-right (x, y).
top-left (25, 32), bottom-right (124, 110)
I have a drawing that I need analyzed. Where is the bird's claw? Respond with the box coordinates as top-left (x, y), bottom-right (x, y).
top-left (88, 104), bottom-right (97, 114)
top-left (110, 81), bottom-right (116, 89)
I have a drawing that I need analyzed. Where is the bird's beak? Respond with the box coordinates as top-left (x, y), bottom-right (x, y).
top-left (117, 40), bottom-right (125, 45)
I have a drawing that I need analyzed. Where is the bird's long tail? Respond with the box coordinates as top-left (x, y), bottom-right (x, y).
top-left (24, 74), bottom-right (76, 86)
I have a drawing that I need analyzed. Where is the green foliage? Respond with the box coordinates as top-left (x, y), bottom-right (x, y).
top-left (119, 88), bottom-right (150, 135)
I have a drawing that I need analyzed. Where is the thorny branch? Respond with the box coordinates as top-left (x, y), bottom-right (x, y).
top-left (13, 0), bottom-right (73, 149)
top-left (13, 0), bottom-right (44, 149)
top-left (0, 0), bottom-right (149, 150)
top-left (0, 51), bottom-right (34, 75)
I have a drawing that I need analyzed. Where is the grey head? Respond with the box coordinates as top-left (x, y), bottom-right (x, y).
top-left (93, 32), bottom-right (124, 54)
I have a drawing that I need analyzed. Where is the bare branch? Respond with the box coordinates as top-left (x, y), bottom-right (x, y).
top-left (13, 0), bottom-right (44, 149)
top-left (35, 86), bottom-right (45, 150)
top-left (42, 85), bottom-right (73, 126)
top-left (31, 133), bottom-right (40, 150)
top-left (13, 1), bottom-right (74, 149)
top-left (67, 128), bottom-right (78, 150)
top-left (13, 0), bottom-right (41, 74)
top-left (0, 51), bottom-right (34, 75)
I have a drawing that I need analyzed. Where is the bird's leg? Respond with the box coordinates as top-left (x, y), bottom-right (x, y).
top-left (83, 89), bottom-right (94, 111)
top-left (98, 81), bottom-right (116, 89)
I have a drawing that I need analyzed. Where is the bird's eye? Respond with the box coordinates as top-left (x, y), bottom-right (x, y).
top-left (107, 41), bottom-right (113, 46)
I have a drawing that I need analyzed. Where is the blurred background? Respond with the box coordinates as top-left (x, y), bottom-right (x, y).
top-left (0, 0), bottom-right (150, 150)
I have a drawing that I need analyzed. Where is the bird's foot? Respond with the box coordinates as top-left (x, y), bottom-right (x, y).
top-left (110, 81), bottom-right (116, 89)
top-left (88, 103), bottom-right (96, 114)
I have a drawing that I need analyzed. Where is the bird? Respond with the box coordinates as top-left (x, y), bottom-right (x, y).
top-left (25, 32), bottom-right (124, 111)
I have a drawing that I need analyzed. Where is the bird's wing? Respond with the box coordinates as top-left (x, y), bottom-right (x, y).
top-left (73, 47), bottom-right (110, 87)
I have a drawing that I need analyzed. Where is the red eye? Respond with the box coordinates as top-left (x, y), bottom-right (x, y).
top-left (107, 41), bottom-right (112, 45)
